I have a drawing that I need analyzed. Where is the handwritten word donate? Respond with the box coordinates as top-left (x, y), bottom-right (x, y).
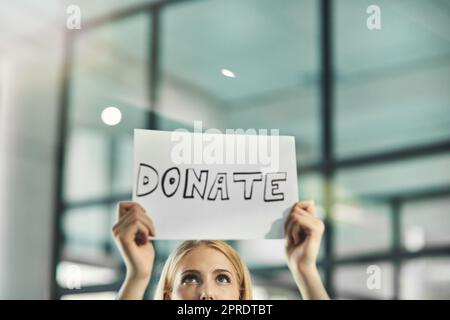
top-left (133, 128), bottom-right (298, 239)
top-left (136, 164), bottom-right (287, 202)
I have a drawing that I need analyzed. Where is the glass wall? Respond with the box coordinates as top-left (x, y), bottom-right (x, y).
top-left (333, 0), bottom-right (450, 299)
top-left (57, 0), bottom-right (450, 299)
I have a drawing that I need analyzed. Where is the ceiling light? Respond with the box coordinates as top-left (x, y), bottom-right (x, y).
top-left (101, 106), bottom-right (122, 126)
top-left (221, 68), bottom-right (236, 78)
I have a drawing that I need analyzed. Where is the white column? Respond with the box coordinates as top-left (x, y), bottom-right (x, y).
top-left (0, 36), bottom-right (63, 299)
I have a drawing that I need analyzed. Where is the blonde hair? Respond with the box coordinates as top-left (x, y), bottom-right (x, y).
top-left (154, 240), bottom-right (253, 300)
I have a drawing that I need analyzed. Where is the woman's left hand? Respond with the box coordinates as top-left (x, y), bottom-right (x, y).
top-left (284, 200), bottom-right (325, 274)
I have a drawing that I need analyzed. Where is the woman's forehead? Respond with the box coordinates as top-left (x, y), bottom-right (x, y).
top-left (177, 246), bottom-right (236, 273)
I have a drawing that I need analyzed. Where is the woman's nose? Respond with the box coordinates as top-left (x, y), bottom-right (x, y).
top-left (200, 294), bottom-right (213, 300)
top-left (199, 284), bottom-right (214, 300)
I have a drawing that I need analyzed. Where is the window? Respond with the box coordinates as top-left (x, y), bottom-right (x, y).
top-left (55, 0), bottom-right (450, 299)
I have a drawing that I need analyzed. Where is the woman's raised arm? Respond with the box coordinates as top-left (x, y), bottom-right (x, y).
top-left (112, 202), bottom-right (156, 299)
top-left (284, 200), bottom-right (330, 300)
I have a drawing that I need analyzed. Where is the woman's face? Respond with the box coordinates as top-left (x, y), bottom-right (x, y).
top-left (168, 246), bottom-right (241, 300)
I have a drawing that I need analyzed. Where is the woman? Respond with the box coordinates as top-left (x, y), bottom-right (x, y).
top-left (112, 200), bottom-right (329, 300)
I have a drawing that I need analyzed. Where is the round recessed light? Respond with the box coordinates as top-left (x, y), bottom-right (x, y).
top-left (221, 68), bottom-right (236, 78)
top-left (101, 106), bottom-right (122, 126)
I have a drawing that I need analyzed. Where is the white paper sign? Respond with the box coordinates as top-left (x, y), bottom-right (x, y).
top-left (133, 129), bottom-right (298, 239)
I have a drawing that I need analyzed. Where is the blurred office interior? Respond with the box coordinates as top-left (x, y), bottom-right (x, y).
top-left (0, 0), bottom-right (449, 299)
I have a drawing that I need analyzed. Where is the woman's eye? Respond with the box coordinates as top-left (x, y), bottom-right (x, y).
top-left (216, 274), bottom-right (231, 284)
top-left (182, 274), bottom-right (199, 284)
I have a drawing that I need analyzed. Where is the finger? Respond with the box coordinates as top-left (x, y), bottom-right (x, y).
top-left (285, 205), bottom-right (303, 243)
top-left (286, 218), bottom-right (300, 245)
top-left (285, 216), bottom-right (300, 245)
top-left (293, 205), bottom-right (315, 218)
top-left (284, 216), bottom-right (293, 242)
top-left (116, 206), bottom-right (136, 225)
top-left (295, 200), bottom-right (316, 216)
top-left (120, 210), bottom-right (154, 237)
top-left (114, 218), bottom-right (149, 244)
top-left (284, 233), bottom-right (294, 250)
top-left (117, 202), bottom-right (133, 219)
top-left (132, 202), bottom-right (147, 213)
top-left (285, 214), bottom-right (304, 243)
top-left (117, 202), bottom-right (146, 219)
top-left (284, 210), bottom-right (295, 236)
top-left (118, 205), bottom-right (146, 225)
top-left (286, 212), bottom-right (315, 242)
top-left (115, 209), bottom-right (143, 233)
top-left (132, 220), bottom-right (150, 245)
top-left (284, 202), bottom-right (300, 233)
top-left (292, 211), bottom-right (324, 236)
top-left (291, 223), bottom-right (302, 245)
top-left (140, 212), bottom-right (156, 237)
top-left (287, 203), bottom-right (313, 230)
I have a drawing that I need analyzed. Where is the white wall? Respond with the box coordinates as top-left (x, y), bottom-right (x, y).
top-left (0, 2), bottom-right (64, 299)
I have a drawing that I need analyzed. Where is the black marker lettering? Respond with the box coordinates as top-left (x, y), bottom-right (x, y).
top-left (233, 172), bottom-right (263, 200)
top-left (136, 164), bottom-right (159, 197)
top-left (161, 167), bottom-right (181, 197)
top-left (183, 168), bottom-right (209, 199)
top-left (207, 172), bottom-right (230, 200)
top-left (264, 172), bottom-right (286, 202)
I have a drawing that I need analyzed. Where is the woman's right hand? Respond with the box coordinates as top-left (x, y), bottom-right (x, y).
top-left (112, 202), bottom-right (156, 281)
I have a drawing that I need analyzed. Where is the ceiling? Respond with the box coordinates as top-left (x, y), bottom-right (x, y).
top-left (2, 0), bottom-right (449, 100)
top-left (2, 0), bottom-right (449, 164)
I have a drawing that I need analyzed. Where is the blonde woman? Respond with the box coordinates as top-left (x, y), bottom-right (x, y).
top-left (112, 200), bottom-right (329, 300)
